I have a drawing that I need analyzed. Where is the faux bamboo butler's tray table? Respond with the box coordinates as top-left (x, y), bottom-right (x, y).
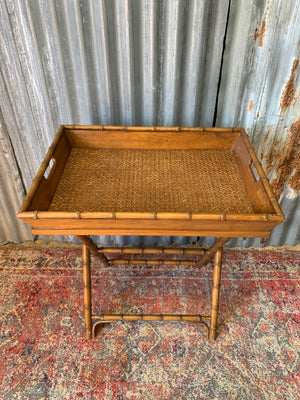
top-left (18, 125), bottom-right (284, 340)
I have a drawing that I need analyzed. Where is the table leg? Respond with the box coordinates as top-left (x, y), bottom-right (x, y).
top-left (209, 247), bottom-right (223, 341)
top-left (82, 244), bottom-right (92, 340)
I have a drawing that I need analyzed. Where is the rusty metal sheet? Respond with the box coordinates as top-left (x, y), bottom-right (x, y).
top-left (217, 0), bottom-right (300, 247)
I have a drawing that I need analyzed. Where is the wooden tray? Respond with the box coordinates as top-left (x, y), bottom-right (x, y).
top-left (17, 125), bottom-right (285, 341)
top-left (18, 125), bottom-right (284, 238)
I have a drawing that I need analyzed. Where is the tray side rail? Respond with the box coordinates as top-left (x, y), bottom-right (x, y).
top-left (18, 126), bottom-right (72, 214)
top-left (233, 130), bottom-right (284, 220)
top-left (64, 125), bottom-right (240, 150)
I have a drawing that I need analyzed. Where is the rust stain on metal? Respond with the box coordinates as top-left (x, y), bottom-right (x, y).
top-left (289, 162), bottom-right (300, 193)
top-left (270, 119), bottom-right (300, 198)
top-left (260, 124), bottom-right (273, 153)
top-left (248, 99), bottom-right (253, 113)
top-left (264, 144), bottom-right (280, 176)
top-left (254, 12), bottom-right (267, 47)
top-left (292, 89), bottom-right (300, 108)
top-left (260, 125), bottom-right (278, 175)
top-left (254, 112), bottom-right (259, 120)
top-left (280, 59), bottom-right (299, 113)
top-left (288, 119), bottom-right (300, 193)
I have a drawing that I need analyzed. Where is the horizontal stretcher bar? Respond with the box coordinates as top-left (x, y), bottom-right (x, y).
top-left (92, 314), bottom-right (211, 322)
top-left (99, 247), bottom-right (206, 255)
top-left (108, 259), bottom-right (199, 266)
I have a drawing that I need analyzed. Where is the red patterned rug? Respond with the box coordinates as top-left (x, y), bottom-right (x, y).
top-left (0, 245), bottom-right (299, 399)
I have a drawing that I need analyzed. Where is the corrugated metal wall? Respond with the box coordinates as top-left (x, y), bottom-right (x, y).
top-left (217, 0), bottom-right (300, 247)
top-left (0, 0), bottom-right (299, 247)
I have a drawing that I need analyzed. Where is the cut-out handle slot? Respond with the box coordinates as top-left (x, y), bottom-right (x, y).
top-left (44, 158), bottom-right (56, 180)
top-left (250, 162), bottom-right (260, 182)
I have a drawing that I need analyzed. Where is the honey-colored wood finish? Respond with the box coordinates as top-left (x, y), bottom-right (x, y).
top-left (17, 125), bottom-right (284, 238)
top-left (80, 236), bottom-right (229, 340)
top-left (209, 248), bottom-right (223, 340)
top-left (92, 313), bottom-right (211, 339)
top-left (82, 244), bottom-right (92, 340)
top-left (98, 247), bottom-right (206, 255)
top-left (17, 125), bottom-right (285, 341)
top-left (194, 237), bottom-right (229, 268)
top-left (77, 235), bottom-right (109, 266)
top-left (65, 128), bottom-right (239, 150)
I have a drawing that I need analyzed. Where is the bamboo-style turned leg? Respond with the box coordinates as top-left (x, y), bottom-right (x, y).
top-left (209, 247), bottom-right (223, 341)
top-left (82, 244), bottom-right (92, 340)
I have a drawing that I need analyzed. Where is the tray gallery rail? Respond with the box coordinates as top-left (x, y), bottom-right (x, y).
top-left (18, 125), bottom-right (284, 340)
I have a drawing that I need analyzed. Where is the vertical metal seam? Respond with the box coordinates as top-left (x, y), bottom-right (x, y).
top-left (212, 0), bottom-right (232, 127)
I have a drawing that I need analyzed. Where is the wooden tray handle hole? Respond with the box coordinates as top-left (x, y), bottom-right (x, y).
top-left (250, 162), bottom-right (260, 182)
top-left (44, 157), bottom-right (56, 180)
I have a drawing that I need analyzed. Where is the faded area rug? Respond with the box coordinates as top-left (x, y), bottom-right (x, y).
top-left (0, 245), bottom-right (299, 399)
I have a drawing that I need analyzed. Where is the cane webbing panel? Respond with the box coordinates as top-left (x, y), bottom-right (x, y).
top-left (49, 148), bottom-right (253, 214)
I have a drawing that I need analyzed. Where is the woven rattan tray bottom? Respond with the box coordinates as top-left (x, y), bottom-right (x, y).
top-left (49, 148), bottom-right (253, 214)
